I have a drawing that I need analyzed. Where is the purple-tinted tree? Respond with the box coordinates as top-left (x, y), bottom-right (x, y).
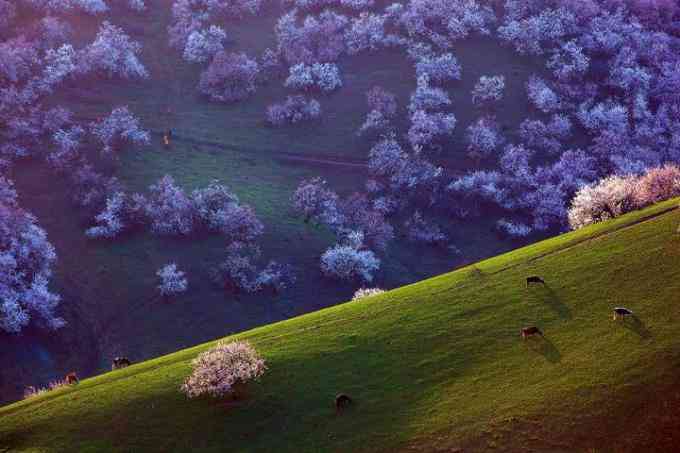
top-left (471, 75), bottom-right (505, 107)
top-left (519, 114), bottom-right (572, 154)
top-left (415, 53), bottom-right (461, 84)
top-left (191, 180), bottom-right (264, 242)
top-left (408, 75), bottom-right (451, 113)
top-left (183, 26), bottom-right (227, 63)
top-left (408, 109), bottom-right (456, 150)
top-left (199, 51), bottom-right (259, 102)
top-left (275, 9), bottom-right (348, 65)
top-left (144, 175), bottom-right (194, 236)
top-left (285, 62), bottom-right (342, 92)
top-left (0, 177), bottom-right (63, 333)
top-left (79, 21), bottom-right (148, 79)
top-left (291, 177), bottom-right (343, 227)
top-left (90, 106), bottom-right (150, 157)
top-left (526, 76), bottom-right (562, 113)
top-left (266, 95), bottom-right (321, 126)
top-left (466, 116), bottom-right (505, 157)
top-left (320, 232), bottom-right (380, 282)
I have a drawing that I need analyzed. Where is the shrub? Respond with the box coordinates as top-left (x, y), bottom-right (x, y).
top-left (352, 287), bottom-right (384, 300)
top-left (181, 340), bottom-right (266, 399)
top-left (199, 51), bottom-right (259, 102)
top-left (157, 263), bottom-right (188, 296)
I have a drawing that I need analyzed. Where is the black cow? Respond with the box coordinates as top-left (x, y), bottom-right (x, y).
top-left (335, 393), bottom-right (353, 414)
top-left (526, 276), bottom-right (545, 287)
top-left (112, 357), bottom-right (132, 370)
top-left (521, 326), bottom-right (543, 340)
top-left (613, 307), bottom-right (633, 321)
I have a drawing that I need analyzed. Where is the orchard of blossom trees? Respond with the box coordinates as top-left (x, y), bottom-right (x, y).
top-left (0, 2), bottom-right (153, 333)
top-left (271, 0), bottom-right (680, 284)
top-left (4, 0), bottom-right (680, 334)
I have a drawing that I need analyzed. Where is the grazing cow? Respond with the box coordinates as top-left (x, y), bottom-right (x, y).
top-left (613, 307), bottom-right (633, 321)
top-left (335, 393), bottom-right (353, 414)
top-left (112, 357), bottom-right (132, 370)
top-left (65, 372), bottom-right (79, 385)
top-left (521, 326), bottom-right (543, 340)
top-left (526, 276), bottom-right (545, 287)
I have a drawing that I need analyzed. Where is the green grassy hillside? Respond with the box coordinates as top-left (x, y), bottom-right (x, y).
top-left (2, 199), bottom-right (680, 453)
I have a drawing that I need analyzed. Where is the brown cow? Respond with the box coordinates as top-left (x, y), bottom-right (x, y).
top-left (65, 372), bottom-right (79, 385)
top-left (521, 326), bottom-right (543, 340)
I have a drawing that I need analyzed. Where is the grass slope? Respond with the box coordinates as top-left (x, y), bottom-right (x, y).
top-left (2, 199), bottom-right (680, 453)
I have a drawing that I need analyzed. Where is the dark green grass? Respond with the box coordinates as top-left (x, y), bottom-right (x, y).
top-left (2, 200), bottom-right (679, 453)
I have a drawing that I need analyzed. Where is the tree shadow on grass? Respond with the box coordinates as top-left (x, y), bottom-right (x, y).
top-left (525, 336), bottom-right (561, 363)
top-left (619, 315), bottom-right (652, 340)
top-left (529, 284), bottom-right (572, 320)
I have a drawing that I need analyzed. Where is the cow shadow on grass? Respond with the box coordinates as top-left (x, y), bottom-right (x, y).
top-left (525, 336), bottom-right (561, 363)
top-left (528, 284), bottom-right (572, 320)
top-left (620, 315), bottom-right (652, 340)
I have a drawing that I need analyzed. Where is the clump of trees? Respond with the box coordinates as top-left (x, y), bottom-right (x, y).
top-left (568, 165), bottom-right (680, 230)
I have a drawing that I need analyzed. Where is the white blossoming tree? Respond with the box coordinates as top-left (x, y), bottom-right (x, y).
top-left (181, 340), bottom-right (266, 399)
